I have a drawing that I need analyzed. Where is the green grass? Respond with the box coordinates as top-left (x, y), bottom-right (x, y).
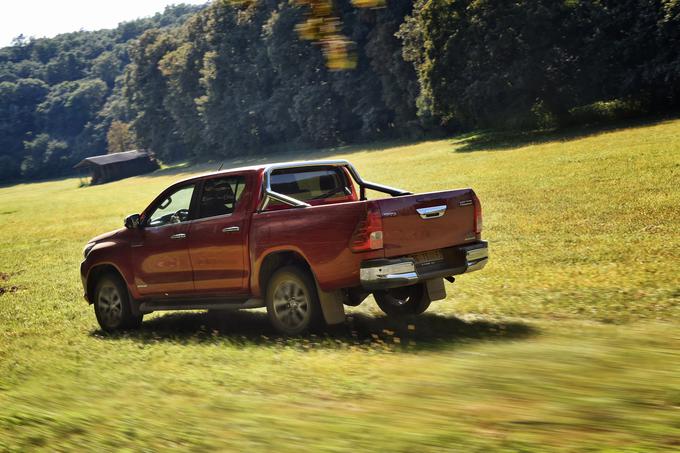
top-left (1, 118), bottom-right (679, 451)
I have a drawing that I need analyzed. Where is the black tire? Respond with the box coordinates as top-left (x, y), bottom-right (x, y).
top-left (265, 266), bottom-right (324, 335)
top-left (374, 284), bottom-right (431, 317)
top-left (93, 273), bottom-right (143, 332)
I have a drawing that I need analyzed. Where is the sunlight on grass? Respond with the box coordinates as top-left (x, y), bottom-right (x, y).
top-left (0, 119), bottom-right (679, 450)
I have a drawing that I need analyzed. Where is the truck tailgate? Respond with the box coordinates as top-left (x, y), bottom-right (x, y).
top-left (377, 189), bottom-right (476, 258)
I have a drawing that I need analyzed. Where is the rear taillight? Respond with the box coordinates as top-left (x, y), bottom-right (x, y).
top-left (472, 192), bottom-right (483, 236)
top-left (350, 202), bottom-right (384, 252)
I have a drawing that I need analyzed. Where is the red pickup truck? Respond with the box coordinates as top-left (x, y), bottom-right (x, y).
top-left (81, 160), bottom-right (488, 334)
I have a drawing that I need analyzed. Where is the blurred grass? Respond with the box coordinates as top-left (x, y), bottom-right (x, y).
top-left (0, 118), bottom-right (679, 450)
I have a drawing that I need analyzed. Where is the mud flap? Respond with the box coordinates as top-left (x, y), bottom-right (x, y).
top-left (425, 278), bottom-right (447, 302)
top-left (315, 284), bottom-right (346, 325)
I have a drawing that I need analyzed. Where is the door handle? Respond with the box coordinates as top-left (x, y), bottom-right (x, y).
top-left (170, 233), bottom-right (187, 240)
top-left (416, 205), bottom-right (447, 219)
top-left (222, 226), bottom-right (240, 233)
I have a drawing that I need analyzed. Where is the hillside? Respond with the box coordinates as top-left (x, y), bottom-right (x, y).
top-left (0, 3), bottom-right (206, 181)
top-left (2, 0), bottom-right (679, 184)
top-left (0, 119), bottom-right (678, 450)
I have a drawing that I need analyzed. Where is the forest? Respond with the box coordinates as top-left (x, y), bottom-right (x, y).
top-left (1, 0), bottom-right (679, 182)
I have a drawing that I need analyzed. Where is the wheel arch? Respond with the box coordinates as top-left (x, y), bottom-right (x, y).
top-left (257, 250), bottom-right (315, 300)
top-left (86, 263), bottom-right (129, 305)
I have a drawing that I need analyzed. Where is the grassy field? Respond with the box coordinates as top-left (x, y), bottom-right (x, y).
top-left (1, 118), bottom-right (679, 451)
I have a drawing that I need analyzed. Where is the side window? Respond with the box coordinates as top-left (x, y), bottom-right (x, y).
top-left (147, 185), bottom-right (195, 227)
top-left (270, 167), bottom-right (350, 204)
top-left (197, 176), bottom-right (246, 219)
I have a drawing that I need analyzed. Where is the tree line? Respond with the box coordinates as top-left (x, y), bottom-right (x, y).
top-left (0, 4), bottom-right (205, 181)
top-left (1, 0), bottom-right (679, 182)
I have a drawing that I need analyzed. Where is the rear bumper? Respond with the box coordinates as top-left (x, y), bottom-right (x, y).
top-left (360, 241), bottom-right (488, 291)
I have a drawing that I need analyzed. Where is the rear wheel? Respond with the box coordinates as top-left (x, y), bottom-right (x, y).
top-left (266, 266), bottom-right (323, 335)
top-left (93, 273), bottom-right (142, 332)
top-left (374, 284), bottom-right (431, 316)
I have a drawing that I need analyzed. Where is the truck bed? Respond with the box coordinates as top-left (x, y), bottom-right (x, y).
top-left (249, 188), bottom-right (480, 294)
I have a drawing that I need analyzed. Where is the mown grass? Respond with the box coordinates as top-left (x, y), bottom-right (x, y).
top-left (1, 118), bottom-right (679, 451)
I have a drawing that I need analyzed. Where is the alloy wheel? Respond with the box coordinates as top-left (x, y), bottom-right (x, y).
top-left (97, 283), bottom-right (123, 328)
top-left (272, 280), bottom-right (310, 330)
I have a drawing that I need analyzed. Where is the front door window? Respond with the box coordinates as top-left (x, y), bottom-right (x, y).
top-left (147, 185), bottom-right (195, 227)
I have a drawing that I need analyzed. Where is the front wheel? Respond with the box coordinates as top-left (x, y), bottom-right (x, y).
top-left (265, 266), bottom-right (323, 335)
top-left (93, 273), bottom-right (143, 332)
top-left (374, 284), bottom-right (431, 317)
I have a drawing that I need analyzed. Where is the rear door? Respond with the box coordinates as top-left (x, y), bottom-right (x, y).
top-left (377, 189), bottom-right (476, 257)
top-left (187, 174), bottom-right (250, 295)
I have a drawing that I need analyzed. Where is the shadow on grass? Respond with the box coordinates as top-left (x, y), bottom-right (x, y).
top-left (92, 310), bottom-right (536, 352)
top-left (452, 115), bottom-right (676, 153)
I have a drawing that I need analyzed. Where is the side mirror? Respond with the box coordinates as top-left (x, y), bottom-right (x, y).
top-left (124, 214), bottom-right (141, 229)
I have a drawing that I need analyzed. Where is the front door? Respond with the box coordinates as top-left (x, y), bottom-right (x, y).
top-left (188, 175), bottom-right (249, 295)
top-left (132, 183), bottom-right (197, 297)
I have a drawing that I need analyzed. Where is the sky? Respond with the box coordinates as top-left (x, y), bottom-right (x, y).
top-left (0, 0), bottom-right (209, 47)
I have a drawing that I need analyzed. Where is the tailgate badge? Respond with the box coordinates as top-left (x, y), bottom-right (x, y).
top-left (382, 211), bottom-right (398, 217)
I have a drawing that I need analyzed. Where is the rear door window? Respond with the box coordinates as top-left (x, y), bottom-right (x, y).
top-left (270, 167), bottom-right (350, 204)
top-left (196, 176), bottom-right (246, 219)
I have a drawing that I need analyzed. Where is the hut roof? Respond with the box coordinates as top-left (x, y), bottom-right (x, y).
top-left (74, 150), bottom-right (152, 169)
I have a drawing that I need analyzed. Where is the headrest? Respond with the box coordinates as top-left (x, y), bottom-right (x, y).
top-left (319, 173), bottom-right (337, 191)
top-left (272, 180), bottom-right (301, 194)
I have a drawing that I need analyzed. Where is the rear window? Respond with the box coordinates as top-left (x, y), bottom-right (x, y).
top-left (270, 167), bottom-right (350, 203)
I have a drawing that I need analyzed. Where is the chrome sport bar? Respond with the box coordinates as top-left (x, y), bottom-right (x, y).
top-left (258, 160), bottom-right (411, 212)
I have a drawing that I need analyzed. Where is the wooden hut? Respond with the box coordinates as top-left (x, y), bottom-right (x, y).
top-left (74, 150), bottom-right (159, 185)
